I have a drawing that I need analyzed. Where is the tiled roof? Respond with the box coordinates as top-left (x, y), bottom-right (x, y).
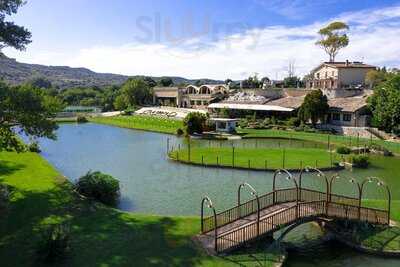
top-left (324, 62), bottom-right (376, 68)
top-left (266, 96), bottom-right (305, 109)
top-left (153, 87), bottom-right (179, 98)
top-left (328, 96), bottom-right (368, 112)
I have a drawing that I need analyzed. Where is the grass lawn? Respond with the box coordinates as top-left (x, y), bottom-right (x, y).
top-left (0, 152), bottom-right (283, 267)
top-left (238, 128), bottom-right (400, 154)
top-left (169, 147), bottom-right (341, 170)
top-left (89, 115), bottom-right (183, 135)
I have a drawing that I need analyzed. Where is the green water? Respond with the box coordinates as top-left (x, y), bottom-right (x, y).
top-left (36, 123), bottom-right (400, 266)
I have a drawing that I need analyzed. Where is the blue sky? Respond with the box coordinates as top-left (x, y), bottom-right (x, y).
top-left (4, 0), bottom-right (400, 79)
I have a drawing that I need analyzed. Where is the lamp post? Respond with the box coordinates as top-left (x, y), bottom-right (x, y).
top-left (361, 177), bottom-right (391, 225)
top-left (238, 183), bottom-right (260, 236)
top-left (299, 167), bottom-right (329, 201)
top-left (273, 169), bottom-right (299, 218)
top-left (299, 167), bottom-right (329, 213)
top-left (201, 196), bottom-right (218, 251)
top-left (349, 178), bottom-right (362, 220)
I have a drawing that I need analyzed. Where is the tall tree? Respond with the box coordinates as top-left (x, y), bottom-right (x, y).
top-left (158, 77), bottom-right (174, 87)
top-left (116, 78), bottom-right (153, 108)
top-left (368, 75), bottom-right (400, 133)
top-left (0, 82), bottom-right (63, 151)
top-left (298, 89), bottom-right (329, 126)
top-left (316, 21), bottom-right (349, 62)
top-left (365, 69), bottom-right (390, 89)
top-left (0, 0), bottom-right (31, 51)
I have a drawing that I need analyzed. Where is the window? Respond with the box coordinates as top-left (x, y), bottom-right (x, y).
top-left (190, 101), bottom-right (195, 106)
top-left (316, 73), bottom-right (320, 79)
top-left (343, 114), bottom-right (352, 122)
top-left (332, 113), bottom-right (341, 121)
top-left (325, 72), bottom-right (327, 78)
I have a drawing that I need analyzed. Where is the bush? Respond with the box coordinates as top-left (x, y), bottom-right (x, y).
top-left (352, 155), bottom-right (370, 168)
top-left (183, 112), bottom-right (207, 135)
top-left (286, 117), bottom-right (301, 127)
top-left (28, 141), bottom-right (41, 153)
top-left (37, 223), bottom-right (70, 262)
top-left (75, 171), bottom-right (120, 205)
top-left (336, 146), bottom-right (351, 154)
top-left (176, 128), bottom-right (184, 136)
top-left (76, 115), bottom-right (88, 123)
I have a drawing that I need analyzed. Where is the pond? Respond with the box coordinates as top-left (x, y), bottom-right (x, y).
top-left (37, 123), bottom-right (397, 216)
top-left (35, 123), bottom-right (400, 267)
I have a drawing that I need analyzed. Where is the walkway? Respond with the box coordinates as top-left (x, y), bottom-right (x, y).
top-left (198, 170), bottom-right (391, 254)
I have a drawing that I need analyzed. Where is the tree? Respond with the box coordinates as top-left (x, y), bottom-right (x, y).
top-left (0, 82), bottom-right (63, 151)
top-left (368, 74), bottom-right (400, 133)
top-left (225, 79), bottom-right (233, 85)
top-left (0, 0), bottom-right (32, 51)
top-left (365, 69), bottom-right (389, 89)
top-left (183, 112), bottom-right (207, 135)
top-left (27, 76), bottom-right (52, 89)
top-left (158, 77), bottom-right (174, 87)
top-left (298, 89), bottom-right (329, 126)
top-left (283, 76), bottom-right (301, 88)
top-left (118, 78), bottom-right (153, 107)
top-left (113, 94), bottom-right (128, 111)
top-left (143, 76), bottom-right (156, 88)
top-left (316, 21), bottom-right (349, 62)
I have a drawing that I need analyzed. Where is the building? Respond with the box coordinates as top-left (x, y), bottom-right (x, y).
top-left (307, 61), bottom-right (376, 98)
top-left (152, 87), bottom-right (182, 107)
top-left (153, 84), bottom-right (229, 109)
top-left (327, 96), bottom-right (370, 127)
top-left (209, 118), bottom-right (239, 133)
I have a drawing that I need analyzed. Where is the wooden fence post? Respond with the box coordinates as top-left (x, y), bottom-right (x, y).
top-left (282, 149), bottom-right (286, 169)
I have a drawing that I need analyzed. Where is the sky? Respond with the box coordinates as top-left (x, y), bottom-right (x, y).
top-left (3, 0), bottom-right (400, 80)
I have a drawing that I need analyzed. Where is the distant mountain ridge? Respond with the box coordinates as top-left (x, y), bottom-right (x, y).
top-left (0, 55), bottom-right (223, 89)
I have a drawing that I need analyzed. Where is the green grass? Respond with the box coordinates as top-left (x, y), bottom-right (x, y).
top-left (238, 128), bottom-right (400, 154)
top-left (0, 152), bottom-right (282, 266)
top-left (358, 225), bottom-right (400, 252)
top-left (169, 147), bottom-right (341, 170)
top-left (90, 115), bottom-right (183, 135)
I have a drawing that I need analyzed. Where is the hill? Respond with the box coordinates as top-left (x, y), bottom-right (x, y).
top-left (0, 55), bottom-right (223, 89)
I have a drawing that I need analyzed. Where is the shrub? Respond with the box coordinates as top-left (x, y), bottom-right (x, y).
top-left (75, 171), bottom-right (120, 205)
top-left (286, 117), bottom-right (301, 127)
top-left (352, 155), bottom-right (370, 168)
top-left (336, 146), bottom-right (351, 154)
top-left (37, 223), bottom-right (70, 262)
top-left (76, 115), bottom-right (88, 123)
top-left (176, 128), bottom-right (184, 136)
top-left (183, 112), bottom-right (207, 135)
top-left (28, 141), bottom-right (41, 153)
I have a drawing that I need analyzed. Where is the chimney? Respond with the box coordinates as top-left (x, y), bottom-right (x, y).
top-left (345, 60), bottom-right (349, 66)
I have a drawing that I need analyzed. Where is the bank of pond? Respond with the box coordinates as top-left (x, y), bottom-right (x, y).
top-left (7, 122), bottom-right (400, 267)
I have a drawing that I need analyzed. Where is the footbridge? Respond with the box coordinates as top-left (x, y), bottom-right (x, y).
top-left (198, 168), bottom-right (391, 254)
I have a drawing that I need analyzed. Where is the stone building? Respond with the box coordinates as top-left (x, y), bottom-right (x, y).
top-left (306, 61), bottom-right (376, 98)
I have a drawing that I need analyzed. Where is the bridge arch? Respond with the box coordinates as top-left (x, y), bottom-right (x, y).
top-left (274, 217), bottom-right (331, 245)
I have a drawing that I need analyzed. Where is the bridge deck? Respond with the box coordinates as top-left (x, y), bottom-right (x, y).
top-left (197, 202), bottom-right (298, 254)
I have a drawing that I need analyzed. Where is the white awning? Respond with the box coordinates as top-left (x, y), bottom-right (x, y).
top-left (208, 103), bottom-right (294, 112)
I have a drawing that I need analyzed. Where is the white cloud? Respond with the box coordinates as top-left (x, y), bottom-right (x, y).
top-left (4, 4), bottom-right (400, 80)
